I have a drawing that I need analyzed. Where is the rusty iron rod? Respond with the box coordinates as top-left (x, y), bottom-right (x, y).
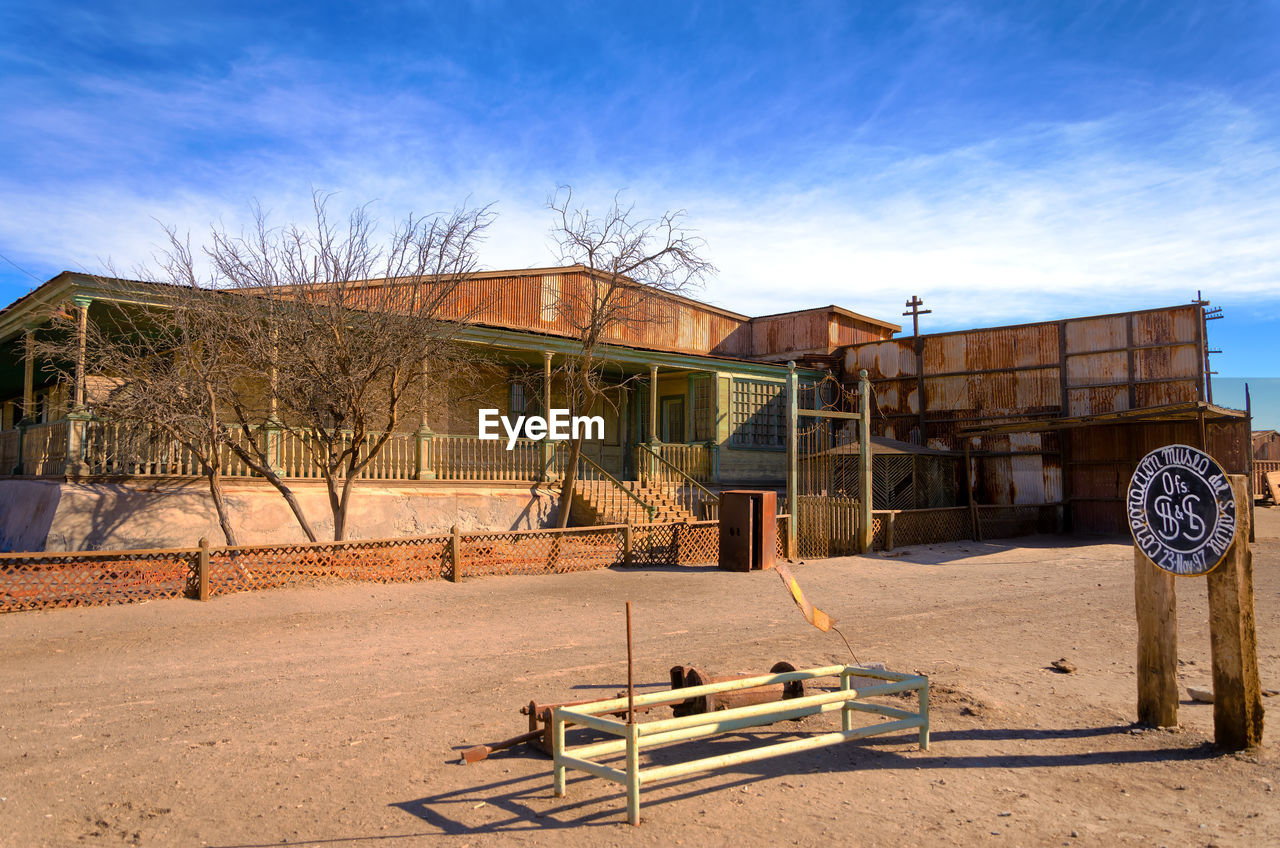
top-left (626, 601), bottom-right (635, 725)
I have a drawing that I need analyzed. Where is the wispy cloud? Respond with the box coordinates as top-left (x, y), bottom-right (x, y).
top-left (0, 1), bottom-right (1276, 377)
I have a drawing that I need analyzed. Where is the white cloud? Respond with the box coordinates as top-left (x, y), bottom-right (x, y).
top-left (1, 74), bottom-right (1277, 338)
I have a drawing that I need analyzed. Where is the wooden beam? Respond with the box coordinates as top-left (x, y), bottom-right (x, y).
top-left (1134, 546), bottom-right (1178, 727)
top-left (1125, 314), bottom-right (1137, 412)
top-left (1206, 476), bottom-right (1264, 750)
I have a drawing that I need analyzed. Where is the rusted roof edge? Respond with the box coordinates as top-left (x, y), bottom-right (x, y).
top-left (957, 401), bottom-right (1247, 435)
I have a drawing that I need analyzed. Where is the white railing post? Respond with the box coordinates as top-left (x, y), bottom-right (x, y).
top-left (65, 413), bottom-right (90, 478)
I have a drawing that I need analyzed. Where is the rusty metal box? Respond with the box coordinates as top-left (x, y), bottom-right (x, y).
top-left (719, 490), bottom-right (777, 571)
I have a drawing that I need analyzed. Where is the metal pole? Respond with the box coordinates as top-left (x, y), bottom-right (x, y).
top-left (786, 362), bottom-right (798, 559)
top-left (625, 601), bottom-right (635, 725)
top-left (1246, 384), bottom-right (1255, 544)
top-left (542, 351), bottom-right (553, 480)
top-left (857, 369), bottom-right (872, 553)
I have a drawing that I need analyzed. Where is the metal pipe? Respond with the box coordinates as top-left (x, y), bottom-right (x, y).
top-left (626, 723), bottom-right (641, 825)
top-left (639, 718), bottom-right (922, 784)
top-left (637, 679), bottom-right (923, 737)
top-left (569, 696), bottom-right (918, 760)
top-left (561, 664), bottom-right (855, 715)
top-left (557, 753), bottom-right (626, 784)
top-left (554, 708), bottom-right (626, 735)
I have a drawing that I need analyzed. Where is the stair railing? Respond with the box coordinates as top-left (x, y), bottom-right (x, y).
top-left (635, 442), bottom-right (721, 520)
top-left (570, 448), bottom-right (657, 524)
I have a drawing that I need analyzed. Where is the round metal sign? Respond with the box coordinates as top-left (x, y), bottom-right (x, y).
top-left (1127, 444), bottom-right (1236, 576)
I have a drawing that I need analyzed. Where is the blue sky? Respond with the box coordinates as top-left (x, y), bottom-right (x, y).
top-left (1, 1), bottom-right (1277, 417)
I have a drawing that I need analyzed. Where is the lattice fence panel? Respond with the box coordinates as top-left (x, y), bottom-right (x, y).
top-left (631, 523), bottom-right (677, 566)
top-left (0, 549), bottom-right (196, 612)
top-left (886, 507), bottom-right (971, 548)
top-left (208, 536), bottom-right (449, 596)
top-left (979, 505), bottom-right (1061, 540)
top-left (671, 521), bottom-right (718, 565)
top-left (870, 515), bottom-right (884, 551)
top-left (459, 527), bottom-right (624, 577)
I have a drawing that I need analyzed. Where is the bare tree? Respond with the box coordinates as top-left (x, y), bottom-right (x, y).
top-left (31, 243), bottom-right (248, 545)
top-left (207, 194), bottom-right (495, 540)
top-left (547, 187), bottom-right (715, 527)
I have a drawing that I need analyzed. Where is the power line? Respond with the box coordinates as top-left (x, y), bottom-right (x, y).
top-left (0, 250), bottom-right (42, 282)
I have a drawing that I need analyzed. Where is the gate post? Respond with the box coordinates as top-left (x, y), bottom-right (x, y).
top-left (785, 362), bottom-right (798, 559)
top-left (1206, 475), bottom-right (1264, 749)
top-left (857, 370), bottom-right (873, 553)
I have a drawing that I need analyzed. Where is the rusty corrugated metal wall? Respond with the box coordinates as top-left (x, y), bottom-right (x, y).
top-left (352, 269), bottom-right (895, 360)
top-left (839, 304), bottom-right (1245, 532)
top-left (749, 310), bottom-right (893, 360)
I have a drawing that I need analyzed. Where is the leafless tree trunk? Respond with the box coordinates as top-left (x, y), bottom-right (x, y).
top-left (546, 187), bottom-right (715, 527)
top-left (207, 193), bottom-right (496, 540)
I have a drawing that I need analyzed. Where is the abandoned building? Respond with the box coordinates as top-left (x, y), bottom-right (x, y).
top-left (0, 268), bottom-right (1254, 551)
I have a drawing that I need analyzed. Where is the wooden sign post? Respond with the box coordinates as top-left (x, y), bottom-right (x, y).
top-left (1127, 446), bottom-right (1264, 749)
top-left (1206, 476), bottom-right (1265, 750)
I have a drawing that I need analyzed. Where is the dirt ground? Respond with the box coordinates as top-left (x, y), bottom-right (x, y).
top-left (2, 509), bottom-right (1278, 847)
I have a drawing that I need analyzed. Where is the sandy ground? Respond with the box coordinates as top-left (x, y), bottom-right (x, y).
top-left (2, 509), bottom-right (1278, 847)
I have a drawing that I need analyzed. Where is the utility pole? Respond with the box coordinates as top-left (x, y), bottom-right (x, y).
top-left (903, 295), bottom-right (931, 337)
top-left (1191, 291), bottom-right (1223, 404)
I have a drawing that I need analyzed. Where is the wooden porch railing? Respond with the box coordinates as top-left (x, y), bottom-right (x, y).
top-left (20, 420), bottom-right (69, 477)
top-left (429, 434), bottom-right (547, 482)
top-left (3, 419), bottom-right (565, 484)
top-left (0, 428), bottom-right (19, 474)
top-left (643, 442), bottom-right (713, 482)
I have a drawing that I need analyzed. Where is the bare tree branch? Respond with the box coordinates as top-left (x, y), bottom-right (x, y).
top-left (546, 187), bottom-right (716, 527)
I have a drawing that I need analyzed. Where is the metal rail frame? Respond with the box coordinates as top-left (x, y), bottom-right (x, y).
top-left (551, 664), bottom-right (929, 825)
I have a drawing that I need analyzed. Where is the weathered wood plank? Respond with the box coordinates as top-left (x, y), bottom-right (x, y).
top-left (1134, 547), bottom-right (1178, 727)
top-left (1206, 475), bottom-right (1265, 750)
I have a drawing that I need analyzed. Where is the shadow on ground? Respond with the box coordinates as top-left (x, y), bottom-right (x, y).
top-left (384, 724), bottom-right (1216, 838)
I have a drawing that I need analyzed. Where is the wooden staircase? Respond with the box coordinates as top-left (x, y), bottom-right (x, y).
top-left (572, 480), bottom-right (699, 525)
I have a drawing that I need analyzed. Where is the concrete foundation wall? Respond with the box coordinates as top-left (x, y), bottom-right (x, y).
top-left (0, 479), bottom-right (561, 553)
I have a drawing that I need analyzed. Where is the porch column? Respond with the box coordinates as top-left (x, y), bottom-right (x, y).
top-left (415, 356), bottom-right (435, 480)
top-left (648, 364), bottom-right (658, 443)
top-left (67, 297), bottom-right (94, 478)
top-left (542, 351), bottom-right (554, 481)
top-left (21, 326), bottom-right (35, 423)
top-left (73, 296), bottom-right (91, 410)
top-left (648, 364), bottom-right (659, 480)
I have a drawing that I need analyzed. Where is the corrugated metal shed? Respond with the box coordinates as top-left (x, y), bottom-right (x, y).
top-left (837, 304), bottom-right (1236, 531)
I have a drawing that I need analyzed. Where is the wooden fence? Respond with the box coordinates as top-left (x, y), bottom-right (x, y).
top-left (3, 420), bottom-right (714, 485)
top-left (1255, 460), bottom-right (1280, 499)
top-left (0, 516), bottom-right (790, 614)
top-left (797, 498), bottom-right (1062, 558)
